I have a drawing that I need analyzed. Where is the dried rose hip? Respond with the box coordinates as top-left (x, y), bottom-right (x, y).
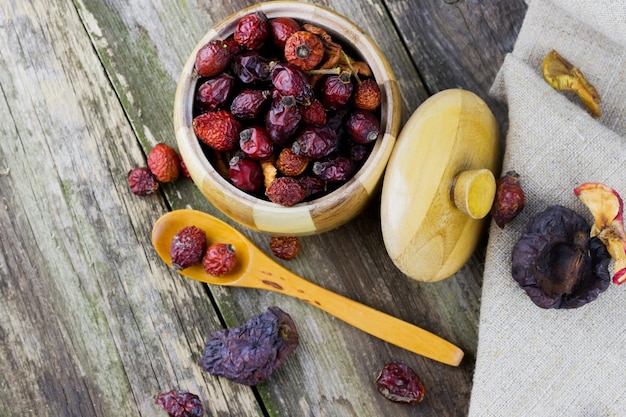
top-left (276, 147), bottom-right (309, 176)
top-left (345, 110), bottom-right (380, 144)
top-left (299, 174), bottom-right (326, 197)
top-left (312, 156), bottom-right (354, 182)
top-left (194, 39), bottom-right (233, 77)
top-left (229, 155), bottom-right (264, 193)
top-left (266, 176), bottom-right (307, 206)
top-left (170, 225), bottom-right (207, 270)
top-left (239, 126), bottom-right (274, 160)
top-left (300, 99), bottom-right (327, 126)
top-left (199, 306), bottom-right (299, 386)
top-left (232, 52), bottom-right (273, 84)
top-left (233, 12), bottom-right (270, 51)
top-left (202, 243), bottom-right (237, 276)
top-left (271, 63), bottom-right (314, 105)
top-left (193, 110), bottom-right (241, 151)
top-left (128, 167), bottom-right (159, 196)
top-left (147, 143), bottom-right (181, 183)
top-left (353, 78), bottom-right (381, 111)
top-left (284, 31), bottom-right (324, 70)
top-left (195, 73), bottom-right (235, 112)
top-left (265, 94), bottom-right (302, 145)
top-left (375, 362), bottom-right (426, 405)
top-left (230, 89), bottom-right (270, 120)
top-left (491, 170), bottom-right (525, 228)
top-left (291, 125), bottom-right (337, 159)
top-left (156, 390), bottom-right (203, 417)
top-left (319, 71), bottom-right (353, 110)
top-left (269, 17), bottom-right (301, 49)
top-left (269, 236), bottom-right (300, 260)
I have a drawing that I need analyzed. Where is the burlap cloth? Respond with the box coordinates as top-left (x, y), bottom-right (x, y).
top-left (468, 0), bottom-right (626, 416)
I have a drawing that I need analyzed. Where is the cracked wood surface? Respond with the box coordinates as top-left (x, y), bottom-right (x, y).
top-left (0, 0), bottom-right (526, 416)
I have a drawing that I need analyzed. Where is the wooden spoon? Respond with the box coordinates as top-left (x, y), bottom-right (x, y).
top-left (152, 209), bottom-right (464, 367)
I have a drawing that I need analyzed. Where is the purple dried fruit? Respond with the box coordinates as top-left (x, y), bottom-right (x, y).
top-left (156, 390), bottom-right (203, 417)
top-left (199, 306), bottom-right (299, 386)
top-left (291, 125), bottom-right (336, 159)
top-left (312, 156), bottom-right (354, 182)
top-left (375, 362), bottom-right (425, 405)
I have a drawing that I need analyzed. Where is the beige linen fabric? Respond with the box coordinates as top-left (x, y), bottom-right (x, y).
top-left (468, 0), bottom-right (626, 416)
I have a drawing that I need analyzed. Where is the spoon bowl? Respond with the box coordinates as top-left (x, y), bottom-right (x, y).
top-left (152, 209), bottom-right (464, 366)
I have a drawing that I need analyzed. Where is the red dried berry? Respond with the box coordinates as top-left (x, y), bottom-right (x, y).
top-left (239, 126), bottom-right (274, 160)
top-left (195, 73), bottom-right (235, 112)
top-left (276, 147), bottom-right (309, 176)
top-left (312, 156), bottom-right (354, 182)
top-left (265, 94), bottom-right (302, 145)
top-left (319, 71), bottom-right (353, 110)
top-left (271, 63), bottom-right (314, 105)
top-left (194, 39), bottom-right (233, 77)
top-left (269, 17), bottom-right (301, 49)
top-left (202, 243), bottom-right (237, 276)
top-left (345, 110), bottom-right (380, 144)
top-left (128, 167), bottom-right (159, 196)
top-left (353, 78), bottom-right (382, 111)
top-left (291, 125), bottom-right (337, 159)
top-left (375, 362), bottom-right (426, 405)
top-left (284, 31), bottom-right (324, 71)
top-left (230, 89), bottom-right (271, 120)
top-left (299, 174), bottom-right (326, 197)
top-left (300, 99), bottom-right (327, 125)
top-left (266, 176), bottom-right (307, 206)
top-left (491, 170), bottom-right (525, 228)
top-left (147, 143), bottom-right (181, 182)
top-left (229, 155), bottom-right (264, 193)
top-left (232, 52), bottom-right (274, 84)
top-left (233, 12), bottom-right (270, 51)
top-left (170, 225), bottom-right (207, 270)
top-left (269, 236), bottom-right (300, 260)
top-left (193, 110), bottom-right (241, 151)
top-left (156, 390), bottom-right (204, 417)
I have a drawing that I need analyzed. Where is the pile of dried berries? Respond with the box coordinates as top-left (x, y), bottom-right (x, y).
top-left (375, 362), bottom-right (426, 405)
top-left (199, 306), bottom-right (299, 386)
top-left (191, 12), bottom-right (383, 206)
top-left (170, 225), bottom-right (238, 276)
top-left (156, 390), bottom-right (203, 417)
top-left (128, 143), bottom-right (191, 196)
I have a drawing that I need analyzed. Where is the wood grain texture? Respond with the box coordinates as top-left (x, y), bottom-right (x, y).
top-left (0, 0), bottom-right (527, 416)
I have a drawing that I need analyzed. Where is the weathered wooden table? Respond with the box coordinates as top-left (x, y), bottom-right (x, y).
top-left (0, 1), bottom-right (527, 416)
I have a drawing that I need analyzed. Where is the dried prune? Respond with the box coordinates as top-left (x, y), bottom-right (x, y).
top-left (156, 390), bottom-right (203, 417)
top-left (199, 306), bottom-right (299, 386)
top-left (511, 205), bottom-right (611, 309)
top-left (375, 362), bottom-right (425, 405)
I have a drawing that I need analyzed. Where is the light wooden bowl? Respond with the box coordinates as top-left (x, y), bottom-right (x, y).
top-left (174, 2), bottom-right (401, 236)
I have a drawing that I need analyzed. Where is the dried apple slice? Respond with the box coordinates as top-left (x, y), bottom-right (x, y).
top-left (574, 182), bottom-right (626, 284)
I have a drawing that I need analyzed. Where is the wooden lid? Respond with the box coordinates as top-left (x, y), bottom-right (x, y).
top-left (380, 89), bottom-right (501, 282)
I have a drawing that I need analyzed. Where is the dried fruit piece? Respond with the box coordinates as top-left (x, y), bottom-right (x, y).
top-left (312, 156), bottom-right (354, 182)
top-left (300, 99), bottom-right (327, 125)
top-left (271, 63), bottom-right (314, 105)
top-left (511, 205), bottom-right (611, 309)
top-left (265, 94), bottom-right (302, 145)
top-left (170, 225), bottom-right (207, 270)
top-left (195, 73), bottom-right (235, 112)
top-left (299, 174), bottom-right (326, 197)
top-left (195, 40), bottom-right (233, 77)
top-left (193, 110), bottom-right (241, 151)
top-left (128, 167), bottom-right (159, 196)
top-left (229, 155), bottom-right (264, 193)
top-left (239, 126), bottom-right (274, 160)
top-left (345, 110), bottom-right (380, 144)
top-left (266, 176), bottom-right (307, 206)
top-left (232, 52), bottom-right (273, 84)
top-left (491, 171), bottom-right (525, 228)
top-left (202, 243), bottom-right (237, 276)
top-left (233, 12), bottom-right (270, 51)
top-left (319, 71), bottom-right (353, 110)
top-left (575, 182), bottom-right (626, 284)
top-left (276, 147), bottom-right (309, 176)
top-left (147, 143), bottom-right (181, 183)
top-left (269, 236), bottom-right (300, 260)
top-left (375, 362), bottom-right (425, 405)
top-left (156, 390), bottom-right (204, 417)
top-left (284, 31), bottom-right (324, 70)
top-left (291, 125), bottom-right (337, 159)
top-left (353, 78), bottom-right (381, 111)
top-left (199, 306), bottom-right (299, 386)
top-left (230, 89), bottom-right (271, 120)
top-left (269, 17), bottom-right (301, 49)
top-left (542, 49), bottom-right (601, 118)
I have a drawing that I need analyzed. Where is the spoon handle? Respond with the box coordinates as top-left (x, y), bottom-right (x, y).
top-left (247, 256), bottom-right (464, 367)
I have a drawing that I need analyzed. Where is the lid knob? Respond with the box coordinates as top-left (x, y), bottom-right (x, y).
top-left (450, 169), bottom-right (496, 219)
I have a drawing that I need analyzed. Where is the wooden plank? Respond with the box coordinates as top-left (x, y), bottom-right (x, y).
top-left (0, 0), bottom-right (263, 416)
